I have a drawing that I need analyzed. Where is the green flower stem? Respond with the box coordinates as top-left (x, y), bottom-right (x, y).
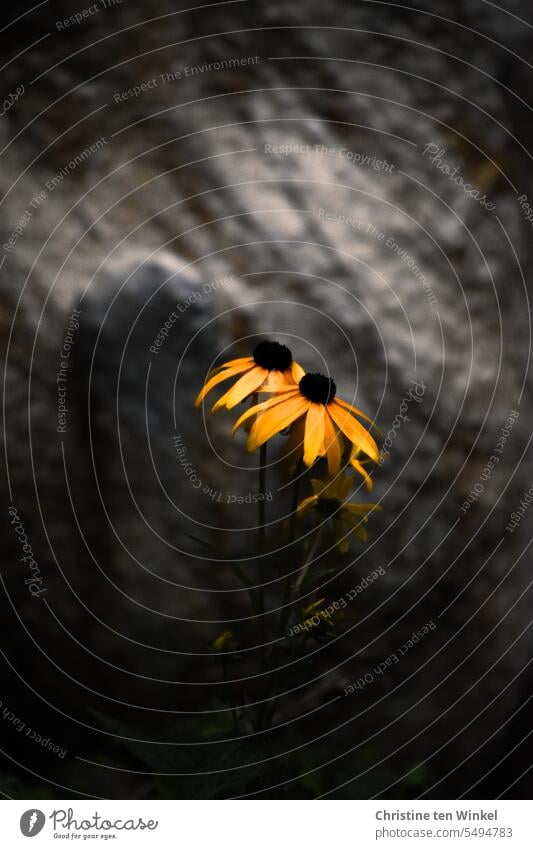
top-left (279, 522), bottom-right (323, 640)
top-left (257, 442), bottom-right (268, 705)
top-left (233, 563), bottom-right (260, 620)
top-left (222, 656), bottom-right (239, 732)
top-left (266, 526), bottom-right (323, 730)
top-left (279, 568), bottom-right (293, 638)
top-left (280, 460), bottom-right (304, 636)
top-left (293, 525), bottom-right (323, 597)
top-left (258, 443), bottom-right (267, 550)
top-left (288, 459), bottom-right (303, 543)
top-left (257, 443), bottom-right (267, 629)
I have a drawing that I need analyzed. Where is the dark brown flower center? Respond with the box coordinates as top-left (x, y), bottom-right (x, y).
top-left (299, 373), bottom-right (336, 404)
top-left (318, 496), bottom-right (341, 517)
top-left (253, 340), bottom-right (293, 371)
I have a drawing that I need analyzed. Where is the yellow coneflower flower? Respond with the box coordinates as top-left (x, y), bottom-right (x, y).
top-left (232, 372), bottom-right (379, 476)
top-left (195, 340), bottom-right (304, 412)
top-left (297, 475), bottom-right (381, 553)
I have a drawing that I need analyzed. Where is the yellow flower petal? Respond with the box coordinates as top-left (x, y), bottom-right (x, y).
top-left (335, 475), bottom-right (353, 501)
top-left (323, 411), bottom-right (342, 477)
top-left (257, 384), bottom-right (301, 395)
top-left (232, 392), bottom-right (295, 434)
top-left (303, 598), bottom-right (326, 616)
top-left (211, 366), bottom-right (267, 412)
top-left (309, 476), bottom-right (349, 503)
top-left (328, 401), bottom-right (379, 461)
top-left (207, 356), bottom-right (254, 378)
top-left (261, 368), bottom-right (298, 391)
top-left (335, 397), bottom-right (382, 434)
top-left (247, 396), bottom-right (309, 452)
top-left (195, 362), bottom-right (252, 407)
top-left (342, 511), bottom-right (370, 542)
top-left (296, 494), bottom-right (318, 516)
top-left (292, 361), bottom-right (305, 383)
top-left (355, 524), bottom-right (368, 543)
top-left (303, 404), bottom-right (326, 467)
top-left (350, 457), bottom-right (373, 491)
top-left (344, 503), bottom-right (381, 516)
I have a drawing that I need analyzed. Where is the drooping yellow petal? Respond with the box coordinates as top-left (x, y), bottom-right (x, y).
top-left (335, 397), bottom-right (382, 434)
top-left (207, 356), bottom-right (254, 378)
top-left (344, 503), bottom-right (381, 516)
top-left (232, 392), bottom-right (297, 435)
top-left (303, 598), bottom-right (326, 617)
top-left (257, 384), bottom-right (302, 395)
top-left (218, 356), bottom-right (255, 369)
top-left (350, 456), bottom-right (373, 491)
top-left (309, 475), bottom-right (350, 502)
top-left (334, 474), bottom-right (353, 502)
top-left (323, 412), bottom-right (342, 477)
top-left (353, 523), bottom-right (368, 543)
top-left (328, 401), bottom-right (379, 462)
top-left (211, 366), bottom-right (267, 412)
top-left (296, 494), bottom-right (318, 516)
top-left (247, 396), bottom-right (309, 452)
top-left (195, 362), bottom-right (252, 407)
top-left (303, 404), bottom-right (326, 467)
top-left (342, 510), bottom-right (370, 543)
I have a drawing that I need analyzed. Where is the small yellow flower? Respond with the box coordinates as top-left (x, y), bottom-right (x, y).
top-left (302, 598), bottom-right (342, 631)
top-left (195, 340), bottom-right (304, 412)
top-left (297, 475), bottom-right (381, 553)
top-left (232, 372), bottom-right (379, 477)
top-left (303, 598), bottom-right (327, 618)
top-left (211, 631), bottom-right (238, 653)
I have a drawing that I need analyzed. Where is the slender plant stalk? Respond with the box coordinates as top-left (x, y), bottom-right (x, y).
top-left (280, 521), bottom-right (323, 639)
top-left (279, 459), bottom-right (303, 637)
top-left (268, 526), bottom-right (324, 730)
top-left (288, 459), bottom-right (303, 543)
top-left (258, 443), bottom-right (267, 550)
top-left (255, 441), bottom-right (268, 729)
top-left (279, 570), bottom-right (293, 638)
top-left (257, 443), bottom-right (268, 626)
top-left (222, 656), bottom-right (239, 732)
top-left (293, 526), bottom-right (323, 597)
top-left (279, 460), bottom-right (303, 637)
